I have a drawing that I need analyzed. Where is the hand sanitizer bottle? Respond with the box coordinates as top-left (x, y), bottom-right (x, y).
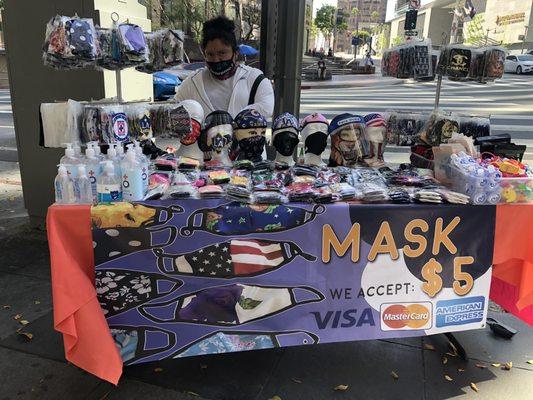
top-left (74, 165), bottom-right (94, 204)
top-left (121, 150), bottom-right (144, 201)
top-left (54, 164), bottom-right (75, 204)
top-left (97, 161), bottom-right (122, 203)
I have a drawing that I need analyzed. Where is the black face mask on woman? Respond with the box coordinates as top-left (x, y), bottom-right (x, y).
top-left (206, 56), bottom-right (236, 80)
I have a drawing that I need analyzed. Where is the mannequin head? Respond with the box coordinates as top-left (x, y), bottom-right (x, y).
top-left (233, 109), bottom-right (268, 161)
top-left (202, 110), bottom-right (233, 165)
top-left (328, 113), bottom-right (368, 167)
top-left (272, 112), bottom-right (300, 158)
top-left (364, 113), bottom-right (387, 166)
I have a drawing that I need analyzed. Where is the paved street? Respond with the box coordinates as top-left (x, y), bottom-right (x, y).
top-left (301, 73), bottom-right (533, 163)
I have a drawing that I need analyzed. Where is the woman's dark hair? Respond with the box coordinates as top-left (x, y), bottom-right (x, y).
top-left (202, 16), bottom-right (238, 51)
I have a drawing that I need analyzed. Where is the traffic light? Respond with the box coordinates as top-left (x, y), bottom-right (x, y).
top-left (404, 9), bottom-right (418, 31)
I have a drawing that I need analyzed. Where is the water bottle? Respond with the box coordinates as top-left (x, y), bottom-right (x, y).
top-left (60, 143), bottom-right (81, 178)
top-left (88, 142), bottom-right (106, 163)
top-left (97, 161), bottom-right (122, 203)
top-left (74, 165), bottom-right (94, 204)
top-left (107, 145), bottom-right (122, 178)
top-left (133, 142), bottom-right (150, 193)
top-left (121, 150), bottom-right (144, 201)
top-left (54, 164), bottom-right (75, 204)
top-left (115, 143), bottom-right (125, 161)
top-left (84, 147), bottom-right (101, 201)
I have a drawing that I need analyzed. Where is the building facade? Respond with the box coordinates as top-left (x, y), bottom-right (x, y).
top-left (335, 0), bottom-right (388, 53)
top-left (387, 0), bottom-right (532, 52)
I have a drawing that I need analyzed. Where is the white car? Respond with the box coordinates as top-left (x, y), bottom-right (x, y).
top-left (504, 54), bottom-right (533, 74)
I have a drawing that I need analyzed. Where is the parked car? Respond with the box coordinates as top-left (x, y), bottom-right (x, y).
top-left (168, 62), bottom-right (206, 81)
top-left (504, 54), bottom-right (533, 75)
top-left (153, 71), bottom-right (181, 101)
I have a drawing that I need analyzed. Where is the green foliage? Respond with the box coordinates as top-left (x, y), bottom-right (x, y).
top-left (391, 36), bottom-right (403, 47)
top-left (371, 11), bottom-right (380, 22)
top-left (351, 7), bottom-right (360, 17)
top-left (315, 4), bottom-right (336, 39)
top-left (338, 22), bottom-right (348, 34)
top-left (353, 29), bottom-right (371, 39)
top-left (465, 14), bottom-right (485, 45)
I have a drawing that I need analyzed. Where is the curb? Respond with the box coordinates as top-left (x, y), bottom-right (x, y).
top-left (301, 79), bottom-right (403, 90)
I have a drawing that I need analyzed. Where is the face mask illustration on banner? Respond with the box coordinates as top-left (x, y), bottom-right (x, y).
top-left (91, 203), bottom-right (184, 229)
top-left (172, 330), bottom-right (319, 358)
top-left (93, 224), bottom-right (178, 265)
top-left (138, 284), bottom-right (325, 326)
top-left (180, 201), bottom-right (326, 237)
top-left (153, 239), bottom-right (316, 278)
top-left (96, 269), bottom-right (183, 317)
top-left (110, 325), bottom-right (177, 365)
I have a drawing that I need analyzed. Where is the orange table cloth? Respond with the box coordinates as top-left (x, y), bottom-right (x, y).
top-left (47, 203), bottom-right (533, 385)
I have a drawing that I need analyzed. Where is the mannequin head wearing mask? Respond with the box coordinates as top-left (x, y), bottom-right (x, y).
top-left (202, 17), bottom-right (239, 80)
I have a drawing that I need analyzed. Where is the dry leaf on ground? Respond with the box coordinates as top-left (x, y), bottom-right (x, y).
top-left (458, 368), bottom-right (465, 372)
top-left (470, 382), bottom-right (479, 392)
top-left (391, 371), bottom-right (399, 380)
top-left (423, 344), bottom-right (436, 351)
top-left (334, 385), bottom-right (349, 391)
top-left (18, 332), bottom-right (33, 341)
top-left (502, 362), bottom-right (512, 371)
top-left (446, 352), bottom-right (458, 358)
top-left (491, 363), bottom-right (501, 368)
top-left (442, 356), bottom-right (448, 365)
top-left (475, 363), bottom-right (487, 369)
top-left (527, 360), bottom-right (533, 365)
top-left (34, 301), bottom-right (41, 305)
top-left (444, 375), bottom-right (453, 382)
top-left (291, 378), bottom-right (302, 384)
top-left (268, 396), bottom-right (282, 400)
top-left (154, 367), bottom-right (163, 372)
top-left (13, 314), bottom-right (22, 320)
top-left (19, 320), bottom-right (29, 326)
top-left (186, 391), bottom-right (200, 397)
top-left (2, 305), bottom-right (11, 310)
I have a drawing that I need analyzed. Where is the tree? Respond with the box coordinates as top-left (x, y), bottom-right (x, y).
top-left (391, 36), bottom-right (403, 47)
top-left (314, 4), bottom-right (336, 49)
top-left (465, 14), bottom-right (486, 45)
top-left (241, 0), bottom-right (261, 42)
top-left (371, 11), bottom-right (380, 23)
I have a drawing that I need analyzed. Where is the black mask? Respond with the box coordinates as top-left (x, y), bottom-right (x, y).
top-left (207, 57), bottom-right (236, 80)
top-left (238, 135), bottom-right (266, 162)
top-left (273, 132), bottom-right (299, 156)
top-left (305, 133), bottom-right (327, 155)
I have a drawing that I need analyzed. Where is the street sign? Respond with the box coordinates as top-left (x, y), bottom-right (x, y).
top-left (405, 31), bottom-right (419, 37)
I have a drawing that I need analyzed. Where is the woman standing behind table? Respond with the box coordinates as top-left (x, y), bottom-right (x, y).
top-left (175, 16), bottom-right (274, 119)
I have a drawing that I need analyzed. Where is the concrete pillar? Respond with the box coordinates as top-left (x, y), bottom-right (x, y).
top-left (3, 0), bottom-right (151, 226)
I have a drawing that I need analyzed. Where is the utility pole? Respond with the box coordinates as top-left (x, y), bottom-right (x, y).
top-left (485, 28), bottom-right (490, 46)
top-left (521, 26), bottom-right (529, 54)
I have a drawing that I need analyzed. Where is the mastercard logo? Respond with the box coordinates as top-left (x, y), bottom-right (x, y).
top-left (380, 302), bottom-right (432, 331)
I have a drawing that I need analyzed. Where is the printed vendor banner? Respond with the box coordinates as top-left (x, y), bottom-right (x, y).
top-left (91, 201), bottom-right (496, 365)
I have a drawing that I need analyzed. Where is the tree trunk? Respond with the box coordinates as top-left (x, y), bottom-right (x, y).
top-left (233, 0), bottom-right (243, 40)
top-left (220, 0), bottom-right (227, 16)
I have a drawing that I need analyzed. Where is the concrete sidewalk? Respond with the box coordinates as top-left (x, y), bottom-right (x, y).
top-left (1, 164), bottom-right (533, 399)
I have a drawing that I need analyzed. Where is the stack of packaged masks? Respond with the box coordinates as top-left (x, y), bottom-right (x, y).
top-left (43, 15), bottom-right (183, 72)
top-left (381, 39), bottom-right (434, 81)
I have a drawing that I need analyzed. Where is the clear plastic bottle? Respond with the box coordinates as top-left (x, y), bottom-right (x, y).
top-left (115, 143), bottom-right (125, 161)
top-left (74, 165), bottom-right (94, 204)
top-left (97, 161), bottom-right (123, 203)
top-left (73, 141), bottom-right (85, 163)
top-left (133, 142), bottom-right (150, 192)
top-left (54, 164), bottom-right (75, 204)
top-left (121, 150), bottom-right (144, 201)
top-left (84, 147), bottom-right (101, 203)
top-left (60, 143), bottom-right (81, 179)
top-left (107, 145), bottom-right (122, 178)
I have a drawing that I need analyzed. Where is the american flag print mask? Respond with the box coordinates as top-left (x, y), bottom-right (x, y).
top-left (153, 238), bottom-right (316, 278)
